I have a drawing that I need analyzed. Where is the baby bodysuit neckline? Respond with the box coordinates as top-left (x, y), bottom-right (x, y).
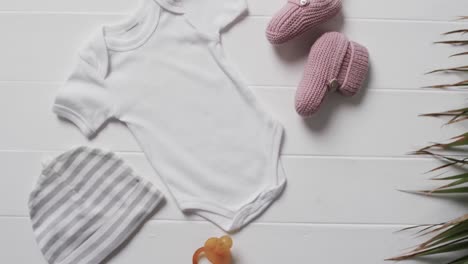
top-left (155, 0), bottom-right (186, 14)
top-left (102, 0), bottom-right (187, 52)
top-left (102, 0), bottom-right (160, 51)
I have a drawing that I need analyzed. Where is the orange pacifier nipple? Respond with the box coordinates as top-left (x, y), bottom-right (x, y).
top-left (192, 235), bottom-right (233, 264)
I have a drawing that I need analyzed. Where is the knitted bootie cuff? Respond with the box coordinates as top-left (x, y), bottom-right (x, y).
top-left (337, 41), bottom-right (370, 96)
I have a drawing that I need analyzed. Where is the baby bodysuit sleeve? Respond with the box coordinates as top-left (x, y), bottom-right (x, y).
top-left (53, 42), bottom-right (115, 138)
top-left (185, 0), bottom-right (248, 37)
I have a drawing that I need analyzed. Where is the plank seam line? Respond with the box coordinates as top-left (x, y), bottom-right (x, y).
top-left (0, 11), bottom-right (464, 24)
top-left (0, 81), bottom-right (467, 95)
top-left (0, 150), bottom-right (445, 161)
top-left (250, 85), bottom-right (468, 94)
top-left (0, 216), bottom-right (415, 228)
top-left (251, 15), bottom-right (468, 24)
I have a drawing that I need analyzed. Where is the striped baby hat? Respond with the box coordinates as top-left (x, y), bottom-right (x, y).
top-left (28, 146), bottom-right (164, 264)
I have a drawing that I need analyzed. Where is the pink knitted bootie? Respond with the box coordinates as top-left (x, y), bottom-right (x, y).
top-left (266, 0), bottom-right (342, 44)
top-left (295, 32), bottom-right (369, 117)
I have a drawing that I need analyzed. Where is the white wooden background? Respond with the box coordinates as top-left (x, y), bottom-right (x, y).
top-left (1, 0), bottom-right (468, 263)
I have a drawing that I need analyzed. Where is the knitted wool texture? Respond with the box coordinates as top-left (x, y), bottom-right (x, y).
top-left (266, 0), bottom-right (342, 44)
top-left (295, 32), bottom-right (369, 117)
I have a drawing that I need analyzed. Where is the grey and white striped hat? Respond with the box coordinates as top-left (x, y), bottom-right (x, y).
top-left (28, 146), bottom-right (163, 264)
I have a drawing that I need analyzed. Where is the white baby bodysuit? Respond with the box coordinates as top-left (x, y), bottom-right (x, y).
top-left (53, 0), bottom-right (286, 232)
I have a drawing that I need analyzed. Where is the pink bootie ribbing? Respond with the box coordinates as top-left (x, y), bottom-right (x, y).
top-left (295, 32), bottom-right (369, 117)
top-left (266, 0), bottom-right (342, 44)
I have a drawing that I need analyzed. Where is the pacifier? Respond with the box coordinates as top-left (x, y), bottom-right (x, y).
top-left (192, 235), bottom-right (233, 264)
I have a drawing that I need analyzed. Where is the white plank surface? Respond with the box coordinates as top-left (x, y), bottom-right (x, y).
top-left (2, 151), bottom-right (466, 225)
top-left (0, 218), bottom-right (438, 264)
top-left (0, 14), bottom-right (467, 88)
top-left (0, 83), bottom-right (465, 156)
top-left (0, 0), bottom-right (466, 21)
top-left (1, 0), bottom-right (468, 263)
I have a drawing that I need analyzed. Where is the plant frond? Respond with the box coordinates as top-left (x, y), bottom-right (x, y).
top-left (435, 40), bottom-right (468, 45)
top-left (426, 66), bottom-right (468, 74)
top-left (388, 216), bottom-right (468, 261)
top-left (450, 51), bottom-right (468, 57)
top-left (444, 29), bottom-right (468, 35)
top-left (424, 80), bottom-right (468, 89)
